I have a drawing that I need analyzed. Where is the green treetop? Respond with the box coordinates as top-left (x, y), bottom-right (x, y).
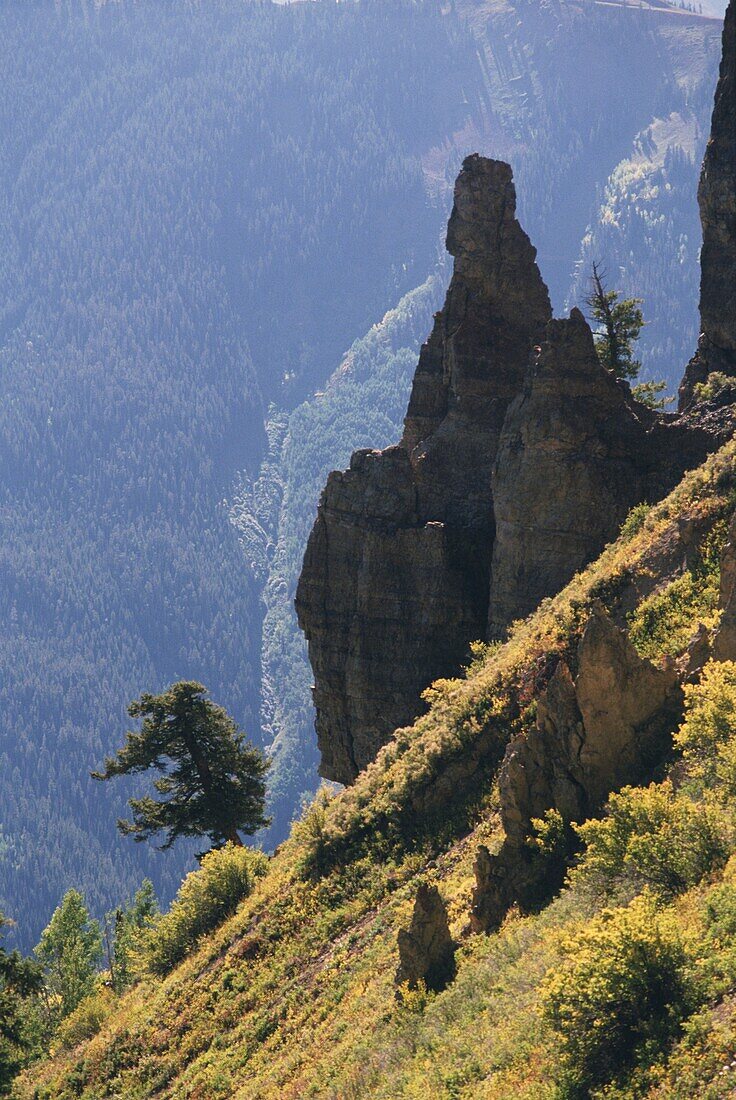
top-left (107, 879), bottom-right (158, 993)
top-left (586, 262), bottom-right (645, 381)
top-left (92, 681), bottom-right (271, 851)
top-left (35, 890), bottom-right (102, 1023)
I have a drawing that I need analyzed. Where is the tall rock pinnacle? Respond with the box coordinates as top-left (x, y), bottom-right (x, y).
top-left (296, 157), bottom-right (551, 784)
top-left (299, 78), bottom-right (735, 784)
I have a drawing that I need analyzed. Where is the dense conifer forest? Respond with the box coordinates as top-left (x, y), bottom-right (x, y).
top-left (0, 0), bottom-right (470, 946)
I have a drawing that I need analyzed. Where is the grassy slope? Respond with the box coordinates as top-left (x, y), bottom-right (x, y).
top-left (20, 438), bottom-right (736, 1100)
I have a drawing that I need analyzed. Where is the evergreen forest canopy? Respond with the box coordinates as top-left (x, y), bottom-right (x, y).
top-left (0, 0), bottom-right (723, 949)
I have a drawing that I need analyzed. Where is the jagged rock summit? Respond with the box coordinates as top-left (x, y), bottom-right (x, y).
top-left (298, 13), bottom-right (736, 786)
top-left (297, 157), bottom-right (552, 784)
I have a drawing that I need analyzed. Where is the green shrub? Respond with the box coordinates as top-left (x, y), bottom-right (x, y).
top-left (699, 879), bottom-right (736, 996)
top-left (573, 781), bottom-right (731, 900)
top-left (541, 893), bottom-right (698, 1099)
top-left (55, 986), bottom-right (116, 1051)
top-left (627, 574), bottom-right (715, 660)
top-left (627, 521), bottom-right (727, 659)
top-left (675, 660), bottom-right (736, 794)
top-left (144, 844), bottom-right (268, 976)
top-left (619, 501), bottom-right (651, 541)
top-left (693, 372), bottom-right (736, 403)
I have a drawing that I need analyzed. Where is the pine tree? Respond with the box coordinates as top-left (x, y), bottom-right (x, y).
top-left (92, 681), bottom-right (270, 851)
top-left (106, 879), bottom-right (158, 993)
top-left (586, 263), bottom-right (671, 408)
top-left (586, 263), bottom-right (644, 381)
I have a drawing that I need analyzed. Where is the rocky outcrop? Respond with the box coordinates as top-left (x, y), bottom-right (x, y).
top-left (299, 4), bottom-right (736, 784)
top-left (680, 0), bottom-right (736, 409)
top-left (471, 605), bottom-right (680, 932)
top-left (489, 311), bottom-right (720, 633)
top-left (395, 883), bottom-right (455, 993)
top-left (299, 155), bottom-right (732, 785)
top-left (297, 157), bottom-right (552, 784)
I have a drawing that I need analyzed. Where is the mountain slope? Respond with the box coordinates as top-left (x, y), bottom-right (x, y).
top-left (20, 436), bottom-right (736, 1099)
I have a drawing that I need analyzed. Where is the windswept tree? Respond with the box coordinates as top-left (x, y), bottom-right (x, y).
top-left (93, 681), bottom-right (270, 851)
top-left (586, 262), bottom-right (645, 381)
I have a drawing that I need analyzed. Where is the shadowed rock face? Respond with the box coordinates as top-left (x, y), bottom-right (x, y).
top-left (296, 157), bottom-right (552, 784)
top-left (680, 0), bottom-right (736, 408)
top-left (299, 59), bottom-right (736, 785)
top-left (471, 606), bottom-right (680, 933)
top-left (395, 883), bottom-right (455, 994)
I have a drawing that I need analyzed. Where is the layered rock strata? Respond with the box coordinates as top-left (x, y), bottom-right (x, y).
top-left (680, 0), bottom-right (736, 409)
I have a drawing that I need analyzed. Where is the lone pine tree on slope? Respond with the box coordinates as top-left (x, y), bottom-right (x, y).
top-left (93, 681), bottom-right (270, 850)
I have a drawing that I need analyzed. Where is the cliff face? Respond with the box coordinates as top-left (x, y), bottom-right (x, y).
top-left (299, 7), bottom-right (736, 785)
top-left (680, 0), bottom-right (736, 407)
top-left (296, 158), bottom-right (552, 784)
top-left (489, 311), bottom-right (721, 633)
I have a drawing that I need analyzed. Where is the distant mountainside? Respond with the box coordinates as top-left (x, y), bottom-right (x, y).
top-left (0, 0), bottom-right (467, 947)
top-left (0, 0), bottom-right (722, 949)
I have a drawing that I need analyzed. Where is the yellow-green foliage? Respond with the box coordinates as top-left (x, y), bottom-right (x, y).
top-left (17, 440), bottom-right (736, 1100)
top-left (676, 660), bottom-right (736, 795)
top-left (619, 500), bottom-right (652, 541)
top-left (574, 781), bottom-right (731, 900)
top-left (541, 893), bottom-right (697, 1099)
top-left (627, 520), bottom-right (728, 660)
top-left (55, 987), bottom-right (116, 1051)
top-left (144, 844), bottom-right (269, 976)
top-left (694, 372), bottom-right (736, 403)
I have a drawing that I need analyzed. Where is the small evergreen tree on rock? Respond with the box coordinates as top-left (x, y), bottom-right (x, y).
top-left (93, 681), bottom-right (270, 850)
top-left (587, 262), bottom-right (645, 381)
top-left (586, 263), bottom-right (671, 409)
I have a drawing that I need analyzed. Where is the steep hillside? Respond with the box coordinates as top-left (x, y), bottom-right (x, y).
top-left (20, 437), bottom-right (736, 1099)
top-left (12, 8), bottom-right (736, 1090)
